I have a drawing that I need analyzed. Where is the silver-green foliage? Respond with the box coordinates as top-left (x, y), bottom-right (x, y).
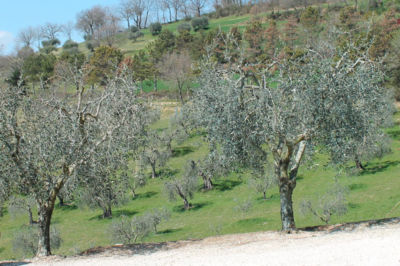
top-left (190, 37), bottom-right (392, 230)
top-left (109, 208), bottom-right (170, 244)
top-left (12, 225), bottom-right (61, 258)
top-left (164, 161), bottom-right (199, 210)
top-left (300, 180), bottom-right (349, 224)
top-left (0, 67), bottom-right (150, 255)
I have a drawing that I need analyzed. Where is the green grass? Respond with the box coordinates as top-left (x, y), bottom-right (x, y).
top-left (1, 106), bottom-right (400, 260)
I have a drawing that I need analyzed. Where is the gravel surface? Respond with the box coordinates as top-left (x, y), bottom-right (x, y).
top-left (29, 220), bottom-right (400, 266)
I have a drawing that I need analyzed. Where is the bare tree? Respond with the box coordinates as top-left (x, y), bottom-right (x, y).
top-left (158, 51), bottom-right (193, 104)
top-left (17, 27), bottom-right (36, 48)
top-left (96, 10), bottom-right (122, 46)
top-left (131, 0), bottom-right (154, 29)
top-left (76, 5), bottom-right (107, 39)
top-left (62, 21), bottom-right (75, 40)
top-left (41, 23), bottom-right (63, 40)
top-left (118, 0), bottom-right (135, 28)
top-left (0, 66), bottom-right (151, 256)
top-left (189, 0), bottom-right (208, 16)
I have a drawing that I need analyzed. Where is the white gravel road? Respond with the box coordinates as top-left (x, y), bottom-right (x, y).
top-left (30, 221), bottom-right (400, 266)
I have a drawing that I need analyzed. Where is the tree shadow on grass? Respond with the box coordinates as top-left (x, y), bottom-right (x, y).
top-left (348, 183), bottom-right (367, 191)
top-left (158, 168), bottom-right (179, 179)
top-left (172, 146), bottom-right (194, 158)
top-left (236, 217), bottom-right (266, 226)
top-left (172, 201), bottom-right (212, 213)
top-left (358, 160), bottom-right (400, 176)
top-left (133, 191), bottom-right (158, 200)
top-left (89, 209), bottom-right (138, 221)
top-left (157, 228), bottom-right (182, 235)
top-left (56, 204), bottom-right (78, 211)
top-left (387, 128), bottom-right (400, 140)
top-left (214, 179), bottom-right (242, 192)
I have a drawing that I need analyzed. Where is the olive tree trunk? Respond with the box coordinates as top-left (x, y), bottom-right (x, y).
top-left (36, 201), bottom-right (55, 256)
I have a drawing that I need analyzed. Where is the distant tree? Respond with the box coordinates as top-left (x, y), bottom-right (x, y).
top-left (96, 10), bottom-right (122, 46)
top-left (77, 147), bottom-right (131, 218)
top-left (150, 22), bottom-right (163, 36)
top-left (165, 161), bottom-right (198, 210)
top-left (87, 45), bottom-right (123, 85)
top-left (282, 15), bottom-right (298, 48)
top-left (189, 0), bottom-right (208, 16)
top-left (40, 38), bottom-right (61, 54)
top-left (41, 23), bottom-right (63, 41)
top-left (248, 167), bottom-right (276, 200)
top-left (22, 53), bottom-right (56, 89)
top-left (191, 16), bottom-right (209, 31)
top-left (76, 5), bottom-right (107, 39)
top-left (158, 51), bottom-right (193, 103)
top-left (140, 130), bottom-right (171, 179)
top-left (244, 19), bottom-right (266, 63)
top-left (17, 27), bottom-right (36, 48)
top-left (119, 0), bottom-right (135, 28)
top-left (62, 21), bottom-right (75, 40)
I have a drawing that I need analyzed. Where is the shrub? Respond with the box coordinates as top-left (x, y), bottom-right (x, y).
top-left (62, 40), bottom-right (78, 50)
top-left (150, 22), bottom-right (162, 36)
top-left (191, 17), bottom-right (209, 31)
top-left (178, 23), bottom-right (192, 33)
top-left (129, 31), bottom-right (144, 42)
top-left (12, 225), bottom-right (62, 258)
top-left (130, 26), bottom-right (139, 33)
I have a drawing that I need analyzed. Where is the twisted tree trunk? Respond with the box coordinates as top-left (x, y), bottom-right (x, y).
top-left (36, 201), bottom-right (55, 256)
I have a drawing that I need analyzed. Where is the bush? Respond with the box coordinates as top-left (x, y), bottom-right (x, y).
top-left (150, 22), bottom-right (162, 36)
top-left (12, 225), bottom-right (62, 258)
top-left (86, 40), bottom-right (100, 52)
top-left (191, 17), bottom-right (209, 31)
top-left (129, 31), bottom-right (144, 42)
top-left (178, 23), bottom-right (192, 33)
top-left (130, 26), bottom-right (139, 33)
top-left (109, 214), bottom-right (156, 244)
top-left (62, 40), bottom-right (78, 50)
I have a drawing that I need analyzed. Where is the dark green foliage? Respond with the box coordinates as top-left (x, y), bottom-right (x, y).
top-left (191, 17), bottom-right (209, 31)
top-left (87, 45), bottom-right (123, 84)
top-left (130, 26), bottom-right (139, 33)
top-left (150, 22), bottom-right (162, 36)
top-left (22, 53), bottom-right (56, 88)
top-left (62, 40), bottom-right (79, 50)
top-left (5, 67), bottom-right (25, 87)
top-left (40, 39), bottom-right (61, 54)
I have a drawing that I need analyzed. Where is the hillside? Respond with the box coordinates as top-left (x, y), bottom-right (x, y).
top-left (1, 0), bottom-right (400, 261)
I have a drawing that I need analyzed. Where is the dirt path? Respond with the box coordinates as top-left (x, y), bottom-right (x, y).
top-left (30, 220), bottom-right (400, 266)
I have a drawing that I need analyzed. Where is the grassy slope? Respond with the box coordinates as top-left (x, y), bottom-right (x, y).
top-left (0, 104), bottom-right (399, 260)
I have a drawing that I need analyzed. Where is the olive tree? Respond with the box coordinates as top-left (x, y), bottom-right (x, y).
top-left (165, 161), bottom-right (198, 210)
top-left (190, 40), bottom-right (392, 231)
top-left (0, 67), bottom-right (149, 256)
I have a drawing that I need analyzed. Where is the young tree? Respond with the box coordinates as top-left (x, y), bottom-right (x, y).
top-left (189, 39), bottom-right (392, 231)
top-left (8, 195), bottom-right (37, 225)
top-left (300, 180), bottom-right (349, 224)
top-left (165, 161), bottom-right (198, 210)
top-left (62, 21), bottom-right (75, 40)
top-left (140, 130), bottom-right (171, 179)
top-left (0, 65), bottom-right (150, 256)
top-left (249, 167), bottom-right (276, 200)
